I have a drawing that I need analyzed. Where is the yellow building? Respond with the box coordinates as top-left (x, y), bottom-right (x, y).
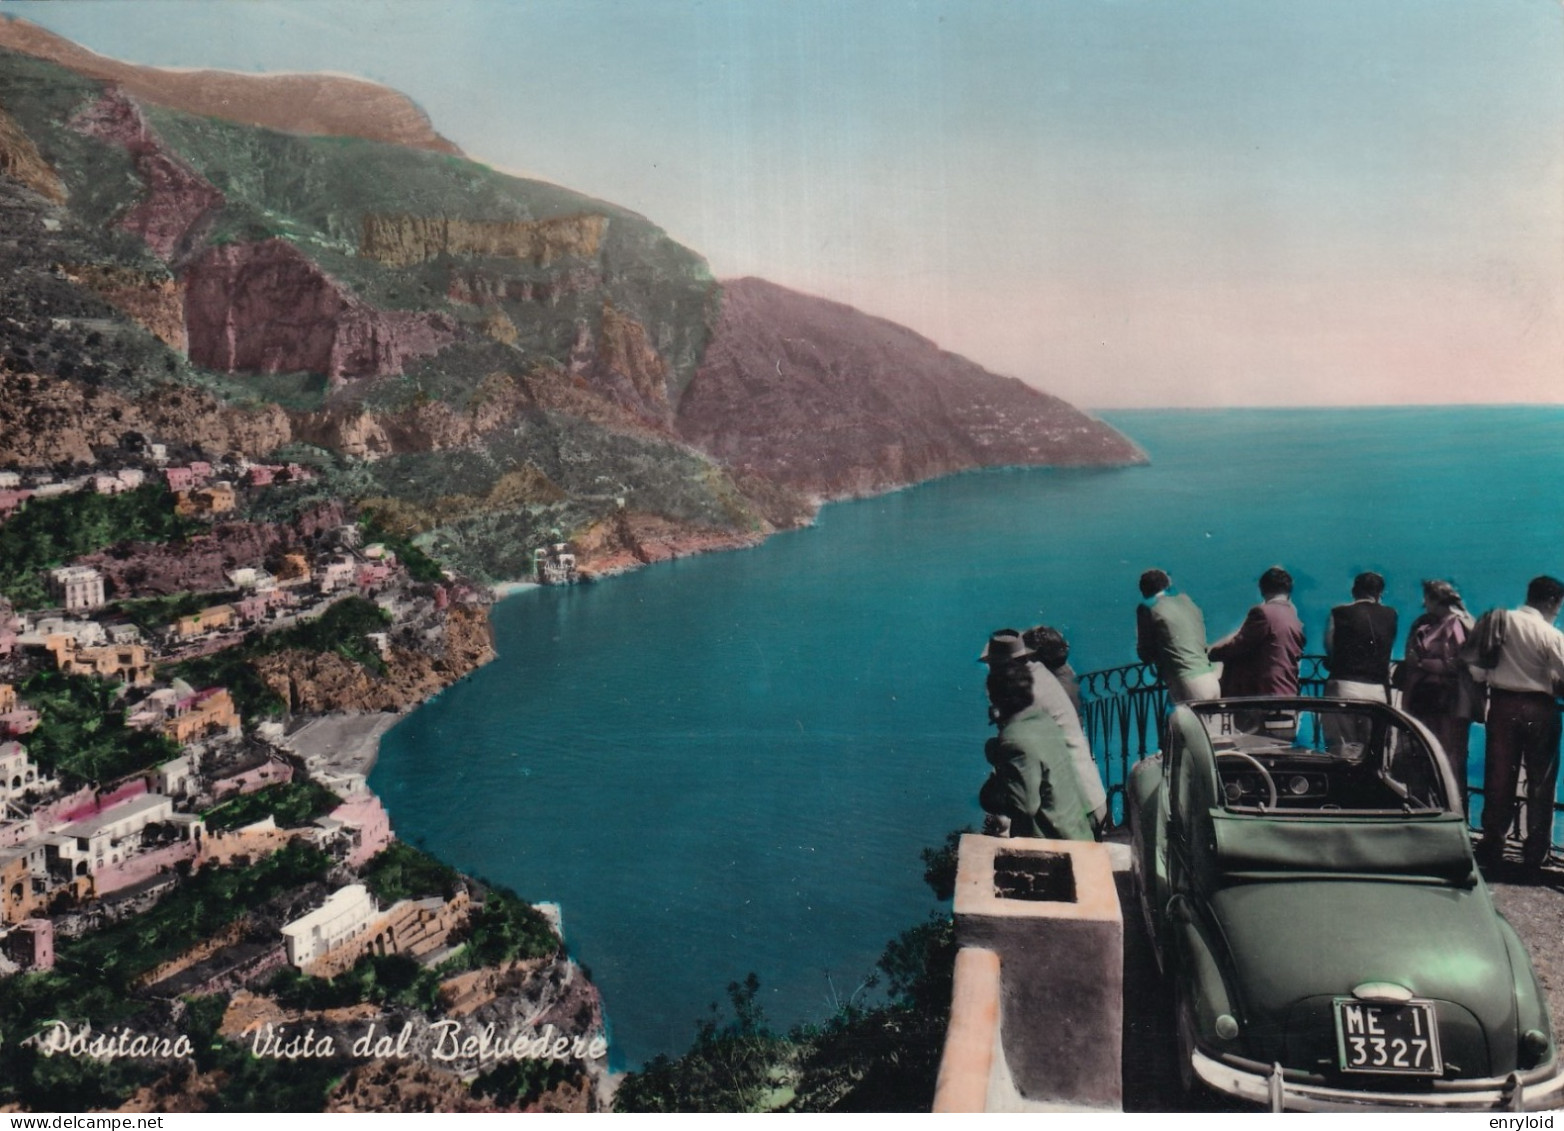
top-left (162, 688), bottom-right (241, 746)
top-left (50, 641), bottom-right (154, 688)
top-left (174, 605), bottom-right (236, 638)
top-left (174, 483), bottom-right (238, 518)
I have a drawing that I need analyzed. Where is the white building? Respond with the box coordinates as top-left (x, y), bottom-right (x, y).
top-left (281, 884), bottom-right (379, 968)
top-left (154, 755), bottom-right (194, 799)
top-left (54, 793), bottom-right (175, 875)
top-left (318, 559), bottom-right (356, 594)
top-left (49, 567), bottom-right (106, 613)
top-left (0, 742), bottom-right (52, 803)
top-left (226, 568), bottom-right (277, 591)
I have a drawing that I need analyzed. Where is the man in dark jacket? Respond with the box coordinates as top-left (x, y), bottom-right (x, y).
top-left (1325, 572), bottom-right (1398, 694)
top-left (1210, 566), bottom-right (1306, 697)
top-left (1322, 571), bottom-right (1398, 753)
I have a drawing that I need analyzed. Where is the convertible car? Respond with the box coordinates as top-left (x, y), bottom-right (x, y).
top-left (1127, 697), bottom-right (1564, 1111)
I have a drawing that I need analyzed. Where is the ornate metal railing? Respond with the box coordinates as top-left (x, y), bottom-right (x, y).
top-left (1076, 655), bottom-right (1542, 838)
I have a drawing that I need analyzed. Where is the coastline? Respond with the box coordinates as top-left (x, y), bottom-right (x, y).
top-left (282, 709), bottom-right (407, 781)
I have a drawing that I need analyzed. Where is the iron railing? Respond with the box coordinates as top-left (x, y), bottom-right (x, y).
top-left (1077, 655), bottom-right (1561, 851)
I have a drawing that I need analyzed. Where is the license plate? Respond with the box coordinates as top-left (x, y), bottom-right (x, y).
top-left (1334, 998), bottom-right (1442, 1076)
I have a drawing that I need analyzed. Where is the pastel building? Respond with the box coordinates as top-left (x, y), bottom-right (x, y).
top-left (162, 688), bottom-right (241, 746)
top-left (49, 566), bottom-right (106, 612)
top-left (154, 755), bottom-right (194, 799)
top-left (0, 741), bottom-right (52, 802)
top-left (281, 884), bottom-right (378, 969)
top-left (318, 559), bottom-right (356, 594)
top-left (163, 467), bottom-right (195, 491)
top-left (53, 792), bottom-right (176, 877)
top-left (0, 841), bottom-right (49, 923)
top-left (325, 794), bottom-right (393, 869)
top-left (49, 641), bottom-right (155, 687)
top-left (174, 605), bottom-right (236, 638)
top-left (210, 754), bottom-right (293, 800)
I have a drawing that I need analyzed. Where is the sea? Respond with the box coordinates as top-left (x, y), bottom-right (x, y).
top-left (370, 406), bottom-right (1564, 1069)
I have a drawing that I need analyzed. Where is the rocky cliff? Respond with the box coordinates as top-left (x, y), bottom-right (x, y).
top-left (0, 371), bottom-right (290, 467)
top-left (70, 87), bottom-right (223, 261)
top-left (0, 35), bottom-right (1141, 588)
top-left (0, 103), bottom-right (64, 203)
top-left (678, 277), bottom-right (1145, 498)
top-left (253, 604), bottom-right (495, 714)
top-left (184, 239), bottom-right (458, 380)
top-left (77, 502), bottom-right (346, 597)
top-left (360, 213), bottom-right (608, 269)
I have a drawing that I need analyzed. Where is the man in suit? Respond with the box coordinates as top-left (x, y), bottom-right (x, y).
top-left (1210, 566), bottom-right (1306, 697)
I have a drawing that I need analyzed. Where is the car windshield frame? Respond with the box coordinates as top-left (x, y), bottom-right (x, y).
top-left (1182, 697), bottom-right (1459, 820)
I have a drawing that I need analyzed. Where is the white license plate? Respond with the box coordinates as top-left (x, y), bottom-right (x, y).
top-left (1334, 998), bottom-right (1442, 1076)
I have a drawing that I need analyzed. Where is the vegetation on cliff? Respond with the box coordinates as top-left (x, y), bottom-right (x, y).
top-left (168, 594), bottom-right (393, 722)
top-left (0, 843), bottom-right (334, 1111)
top-left (19, 669), bottom-right (182, 785)
top-left (0, 482), bottom-right (197, 607)
top-left (201, 780), bottom-right (342, 832)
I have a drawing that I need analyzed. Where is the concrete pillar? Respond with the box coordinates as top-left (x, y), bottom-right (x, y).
top-left (952, 834), bottom-right (1123, 1110)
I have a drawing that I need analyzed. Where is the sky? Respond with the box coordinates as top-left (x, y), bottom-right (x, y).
top-left (2, 0), bottom-right (1561, 408)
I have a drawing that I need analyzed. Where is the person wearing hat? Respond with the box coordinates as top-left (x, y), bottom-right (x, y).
top-left (1135, 569), bottom-right (1220, 703)
top-left (977, 630), bottom-right (1098, 842)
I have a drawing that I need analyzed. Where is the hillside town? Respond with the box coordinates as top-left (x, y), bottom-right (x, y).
top-left (0, 437), bottom-right (608, 1112)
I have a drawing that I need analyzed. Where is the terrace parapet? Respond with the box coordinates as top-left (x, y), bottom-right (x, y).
top-left (935, 834), bottom-right (1124, 1113)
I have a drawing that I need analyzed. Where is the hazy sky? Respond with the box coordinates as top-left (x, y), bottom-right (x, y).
top-left (4, 0), bottom-right (1562, 408)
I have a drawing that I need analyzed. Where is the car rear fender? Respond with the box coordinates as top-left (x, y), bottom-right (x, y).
top-left (1498, 912), bottom-right (1555, 1066)
top-left (1171, 898), bottom-right (1238, 1049)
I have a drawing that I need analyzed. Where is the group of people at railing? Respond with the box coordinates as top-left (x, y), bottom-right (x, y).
top-left (976, 564), bottom-right (1564, 879)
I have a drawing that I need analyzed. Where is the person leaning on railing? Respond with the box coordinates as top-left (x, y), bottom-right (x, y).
top-left (976, 630), bottom-right (1099, 842)
top-left (1135, 568), bottom-right (1220, 703)
top-left (1400, 579), bottom-right (1477, 813)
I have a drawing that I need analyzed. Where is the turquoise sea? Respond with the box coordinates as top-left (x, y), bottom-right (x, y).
top-left (371, 406), bottom-right (1564, 1068)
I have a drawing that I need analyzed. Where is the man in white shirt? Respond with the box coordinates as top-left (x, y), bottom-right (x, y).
top-left (1470, 575), bottom-right (1564, 875)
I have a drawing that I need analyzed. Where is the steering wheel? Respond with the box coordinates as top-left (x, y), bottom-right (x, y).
top-left (1216, 751), bottom-right (1279, 810)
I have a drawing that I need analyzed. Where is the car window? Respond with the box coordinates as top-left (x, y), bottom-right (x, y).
top-left (1193, 701), bottom-right (1449, 815)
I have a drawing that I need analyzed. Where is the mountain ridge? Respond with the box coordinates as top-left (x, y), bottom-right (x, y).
top-left (0, 34), bottom-right (1142, 585)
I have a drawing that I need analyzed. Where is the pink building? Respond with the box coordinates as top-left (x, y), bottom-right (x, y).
top-left (247, 465), bottom-right (278, 487)
top-left (93, 838), bottom-right (200, 897)
top-left (162, 467), bottom-right (195, 491)
top-left (325, 794), bottom-right (393, 869)
top-left (40, 779), bottom-right (149, 832)
top-left (356, 562), bottom-right (394, 591)
top-left (0, 489), bottom-right (32, 519)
